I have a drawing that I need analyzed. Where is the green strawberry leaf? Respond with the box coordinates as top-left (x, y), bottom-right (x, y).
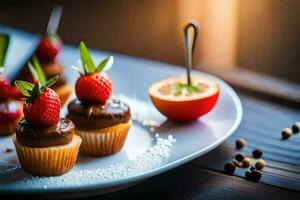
top-left (14, 80), bottom-right (34, 97)
top-left (0, 33), bottom-right (9, 69)
top-left (96, 56), bottom-right (113, 72)
top-left (70, 65), bottom-right (84, 75)
top-left (28, 62), bottom-right (39, 81)
top-left (31, 55), bottom-right (47, 84)
top-left (79, 42), bottom-right (95, 74)
top-left (41, 75), bottom-right (58, 90)
top-left (96, 57), bottom-right (109, 72)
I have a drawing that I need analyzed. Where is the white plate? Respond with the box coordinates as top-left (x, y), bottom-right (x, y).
top-left (0, 46), bottom-right (242, 196)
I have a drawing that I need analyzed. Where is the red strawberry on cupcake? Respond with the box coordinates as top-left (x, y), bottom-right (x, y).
top-left (72, 42), bottom-right (113, 104)
top-left (36, 34), bottom-right (62, 62)
top-left (15, 75), bottom-right (60, 127)
top-left (36, 6), bottom-right (63, 62)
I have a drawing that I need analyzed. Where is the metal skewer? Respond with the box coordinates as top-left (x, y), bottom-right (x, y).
top-left (184, 21), bottom-right (199, 86)
top-left (47, 5), bottom-right (63, 35)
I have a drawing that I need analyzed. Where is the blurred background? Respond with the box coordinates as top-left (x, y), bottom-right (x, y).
top-left (0, 0), bottom-right (299, 84)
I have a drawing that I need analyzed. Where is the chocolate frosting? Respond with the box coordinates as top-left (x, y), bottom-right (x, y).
top-left (16, 118), bottom-right (74, 148)
top-left (67, 99), bottom-right (131, 129)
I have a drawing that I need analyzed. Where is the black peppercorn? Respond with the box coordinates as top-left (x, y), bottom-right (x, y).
top-left (235, 138), bottom-right (246, 149)
top-left (251, 170), bottom-right (262, 182)
top-left (245, 170), bottom-right (252, 180)
top-left (252, 149), bottom-right (263, 158)
top-left (224, 163), bottom-right (236, 175)
top-left (282, 128), bottom-right (292, 139)
top-left (235, 153), bottom-right (245, 162)
top-left (232, 159), bottom-right (239, 167)
top-left (292, 122), bottom-right (300, 134)
top-left (249, 166), bottom-right (256, 172)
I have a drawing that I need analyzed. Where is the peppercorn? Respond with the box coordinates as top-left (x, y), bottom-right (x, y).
top-left (242, 157), bottom-right (251, 168)
top-left (235, 153), bottom-right (245, 162)
top-left (251, 170), bottom-right (262, 182)
top-left (249, 166), bottom-right (256, 172)
top-left (292, 122), bottom-right (300, 134)
top-left (245, 170), bottom-right (252, 180)
top-left (282, 128), bottom-right (292, 139)
top-left (232, 159), bottom-right (239, 167)
top-left (255, 159), bottom-right (266, 170)
top-left (252, 149), bottom-right (263, 158)
top-left (235, 138), bottom-right (246, 149)
top-left (224, 163), bottom-right (236, 175)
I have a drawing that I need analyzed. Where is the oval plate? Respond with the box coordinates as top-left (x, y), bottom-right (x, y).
top-left (0, 45), bottom-right (242, 197)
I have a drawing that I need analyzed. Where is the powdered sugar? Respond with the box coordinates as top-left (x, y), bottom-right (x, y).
top-left (17, 135), bottom-right (175, 188)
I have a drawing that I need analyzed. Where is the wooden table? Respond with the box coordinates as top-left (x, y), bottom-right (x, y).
top-left (1, 34), bottom-right (300, 199)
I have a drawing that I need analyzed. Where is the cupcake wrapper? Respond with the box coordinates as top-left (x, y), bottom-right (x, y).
top-left (0, 123), bottom-right (16, 136)
top-left (12, 134), bottom-right (82, 176)
top-left (76, 121), bottom-right (131, 156)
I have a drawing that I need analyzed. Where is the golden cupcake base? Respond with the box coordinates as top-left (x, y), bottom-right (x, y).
top-left (12, 134), bottom-right (82, 176)
top-left (76, 121), bottom-right (131, 156)
top-left (0, 122), bottom-right (18, 136)
top-left (54, 84), bottom-right (72, 107)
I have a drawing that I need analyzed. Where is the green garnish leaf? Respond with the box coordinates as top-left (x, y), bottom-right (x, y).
top-left (0, 33), bottom-right (9, 69)
top-left (15, 74), bottom-right (58, 102)
top-left (28, 62), bottom-right (39, 81)
top-left (96, 57), bottom-right (109, 72)
top-left (96, 56), bottom-right (113, 72)
top-left (187, 85), bottom-right (200, 93)
top-left (74, 42), bottom-right (113, 75)
top-left (41, 75), bottom-right (59, 90)
top-left (31, 55), bottom-right (47, 84)
top-left (79, 42), bottom-right (96, 74)
top-left (170, 83), bottom-right (200, 96)
top-left (70, 65), bottom-right (84, 75)
top-left (14, 80), bottom-right (34, 97)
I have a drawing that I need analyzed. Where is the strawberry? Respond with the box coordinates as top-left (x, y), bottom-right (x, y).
top-left (15, 75), bottom-right (61, 127)
top-left (76, 73), bottom-right (112, 103)
top-left (0, 101), bottom-right (22, 124)
top-left (72, 42), bottom-right (113, 104)
top-left (24, 87), bottom-right (60, 127)
top-left (36, 34), bottom-right (62, 61)
top-left (0, 75), bottom-right (12, 101)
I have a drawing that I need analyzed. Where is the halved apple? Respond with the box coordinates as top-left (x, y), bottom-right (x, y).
top-left (149, 76), bottom-right (220, 121)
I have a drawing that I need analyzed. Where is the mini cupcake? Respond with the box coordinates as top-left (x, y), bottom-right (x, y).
top-left (67, 42), bottom-right (131, 156)
top-left (0, 33), bottom-right (23, 135)
top-left (28, 55), bottom-right (72, 106)
top-left (15, 34), bottom-right (71, 106)
top-left (13, 74), bottom-right (81, 176)
top-left (36, 33), bottom-right (71, 106)
top-left (0, 100), bottom-right (22, 136)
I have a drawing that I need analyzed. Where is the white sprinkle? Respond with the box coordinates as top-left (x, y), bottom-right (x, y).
top-left (155, 133), bottom-right (159, 138)
top-left (150, 127), bottom-right (155, 132)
